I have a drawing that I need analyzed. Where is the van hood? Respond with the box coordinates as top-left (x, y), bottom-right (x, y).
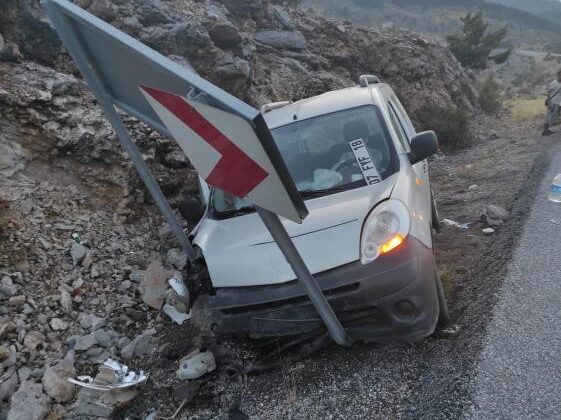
top-left (194, 175), bottom-right (398, 287)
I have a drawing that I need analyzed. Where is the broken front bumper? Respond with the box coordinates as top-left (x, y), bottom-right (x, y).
top-left (194, 237), bottom-right (439, 343)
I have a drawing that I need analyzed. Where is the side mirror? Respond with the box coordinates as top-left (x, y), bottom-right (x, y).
top-left (179, 196), bottom-right (206, 225)
top-left (409, 131), bottom-right (438, 165)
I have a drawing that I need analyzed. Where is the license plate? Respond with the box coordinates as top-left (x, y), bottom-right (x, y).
top-left (349, 138), bottom-right (381, 186)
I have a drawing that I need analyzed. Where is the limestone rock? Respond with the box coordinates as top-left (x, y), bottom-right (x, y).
top-left (42, 359), bottom-right (76, 403)
top-left (140, 262), bottom-right (170, 310)
top-left (23, 331), bottom-right (46, 352)
top-left (255, 30), bottom-right (307, 51)
top-left (7, 381), bottom-right (48, 420)
top-left (209, 22), bottom-right (243, 50)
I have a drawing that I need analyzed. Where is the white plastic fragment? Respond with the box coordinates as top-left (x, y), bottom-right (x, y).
top-left (68, 358), bottom-right (148, 390)
top-left (168, 274), bottom-right (189, 299)
top-left (442, 219), bottom-right (470, 229)
top-left (176, 349), bottom-right (216, 380)
top-left (163, 304), bottom-right (192, 325)
top-left (482, 228), bottom-right (495, 235)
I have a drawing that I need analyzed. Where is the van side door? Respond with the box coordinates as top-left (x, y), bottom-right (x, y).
top-left (387, 96), bottom-right (432, 221)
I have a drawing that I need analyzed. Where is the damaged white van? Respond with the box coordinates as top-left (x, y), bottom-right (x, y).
top-left (186, 75), bottom-right (449, 343)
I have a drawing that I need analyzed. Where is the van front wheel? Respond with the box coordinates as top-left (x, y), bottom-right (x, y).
top-left (435, 271), bottom-right (450, 327)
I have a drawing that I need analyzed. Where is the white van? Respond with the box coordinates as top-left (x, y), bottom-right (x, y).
top-left (185, 76), bottom-right (449, 343)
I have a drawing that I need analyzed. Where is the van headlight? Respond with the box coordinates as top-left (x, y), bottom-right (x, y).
top-left (360, 200), bottom-right (411, 265)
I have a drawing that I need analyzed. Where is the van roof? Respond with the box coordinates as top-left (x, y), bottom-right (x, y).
top-left (263, 84), bottom-right (389, 130)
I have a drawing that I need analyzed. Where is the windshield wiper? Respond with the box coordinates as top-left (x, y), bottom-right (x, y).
top-left (300, 186), bottom-right (348, 197)
top-left (218, 206), bottom-right (255, 216)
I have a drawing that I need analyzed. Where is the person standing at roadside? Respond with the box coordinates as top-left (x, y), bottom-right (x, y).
top-left (543, 70), bottom-right (561, 136)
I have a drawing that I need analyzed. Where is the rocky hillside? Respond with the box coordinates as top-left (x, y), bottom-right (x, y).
top-left (1, 0), bottom-right (477, 118)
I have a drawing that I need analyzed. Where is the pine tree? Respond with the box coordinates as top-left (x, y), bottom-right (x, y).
top-left (447, 11), bottom-right (512, 70)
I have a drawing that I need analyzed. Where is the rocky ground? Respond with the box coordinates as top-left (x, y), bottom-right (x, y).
top-left (0, 0), bottom-right (552, 419)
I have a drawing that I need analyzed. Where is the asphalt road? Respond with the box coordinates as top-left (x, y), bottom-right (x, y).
top-left (464, 140), bottom-right (561, 418)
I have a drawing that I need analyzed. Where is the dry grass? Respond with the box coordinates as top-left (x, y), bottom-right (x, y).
top-left (437, 263), bottom-right (456, 299)
top-left (505, 97), bottom-right (546, 123)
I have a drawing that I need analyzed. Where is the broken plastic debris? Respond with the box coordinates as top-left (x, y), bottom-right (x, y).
top-left (482, 228), bottom-right (495, 235)
top-left (442, 219), bottom-right (470, 229)
top-left (168, 274), bottom-right (189, 299)
top-left (441, 324), bottom-right (461, 335)
top-left (163, 304), bottom-right (192, 325)
top-left (68, 358), bottom-right (148, 390)
top-left (176, 349), bottom-right (216, 380)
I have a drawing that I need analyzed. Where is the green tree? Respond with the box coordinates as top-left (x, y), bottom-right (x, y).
top-left (447, 11), bottom-right (512, 70)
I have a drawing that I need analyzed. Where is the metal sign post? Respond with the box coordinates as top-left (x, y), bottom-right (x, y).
top-left (44, 0), bottom-right (350, 346)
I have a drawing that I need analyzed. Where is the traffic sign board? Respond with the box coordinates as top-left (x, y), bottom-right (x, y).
top-left (43, 0), bottom-right (307, 222)
top-left (140, 85), bottom-right (304, 221)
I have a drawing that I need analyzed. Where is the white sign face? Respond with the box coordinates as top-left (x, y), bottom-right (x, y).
top-left (140, 85), bottom-right (303, 222)
top-left (349, 138), bottom-right (381, 186)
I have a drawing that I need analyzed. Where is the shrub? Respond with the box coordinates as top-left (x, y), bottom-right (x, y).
top-left (479, 76), bottom-right (502, 114)
top-left (417, 105), bottom-right (474, 149)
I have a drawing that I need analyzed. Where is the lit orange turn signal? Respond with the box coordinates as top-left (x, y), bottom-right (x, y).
top-left (380, 234), bottom-right (404, 254)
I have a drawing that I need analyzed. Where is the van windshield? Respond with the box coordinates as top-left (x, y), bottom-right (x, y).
top-left (211, 105), bottom-right (398, 216)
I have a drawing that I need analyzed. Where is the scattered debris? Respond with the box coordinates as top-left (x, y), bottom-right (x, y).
top-left (69, 358), bottom-right (148, 390)
top-left (440, 324), bottom-right (461, 336)
top-left (71, 242), bottom-right (89, 266)
top-left (168, 273), bottom-right (189, 300)
top-left (442, 218), bottom-right (470, 229)
top-left (480, 204), bottom-right (509, 226)
top-left (176, 349), bottom-right (216, 380)
top-left (73, 359), bottom-right (147, 416)
top-left (163, 304), bottom-right (191, 325)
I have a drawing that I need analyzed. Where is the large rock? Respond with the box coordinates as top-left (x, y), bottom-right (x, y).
top-left (87, 0), bottom-right (116, 22)
top-left (140, 261), bottom-right (170, 310)
top-left (0, 370), bottom-right (18, 402)
top-left (23, 331), bottom-right (46, 352)
top-left (120, 329), bottom-right (159, 360)
top-left (270, 5), bottom-right (295, 30)
top-left (42, 358), bottom-right (76, 403)
top-left (136, 0), bottom-right (172, 26)
top-left (480, 204), bottom-right (509, 226)
top-left (0, 0), bottom-right (62, 64)
top-left (255, 30), bottom-right (307, 51)
top-left (209, 22), bottom-right (243, 50)
top-left (210, 57), bottom-right (251, 98)
top-left (7, 381), bottom-right (48, 420)
top-left (142, 22), bottom-right (211, 59)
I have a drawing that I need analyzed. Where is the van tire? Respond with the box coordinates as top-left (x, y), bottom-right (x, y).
top-left (435, 271), bottom-right (450, 327)
top-left (431, 189), bottom-right (441, 233)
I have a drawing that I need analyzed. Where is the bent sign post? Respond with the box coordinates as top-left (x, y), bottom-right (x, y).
top-left (44, 0), bottom-right (350, 346)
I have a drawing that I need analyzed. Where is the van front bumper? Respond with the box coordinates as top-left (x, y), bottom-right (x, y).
top-left (195, 237), bottom-right (439, 343)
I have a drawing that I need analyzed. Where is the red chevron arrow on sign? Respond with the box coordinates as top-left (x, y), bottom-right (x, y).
top-left (141, 85), bottom-right (269, 198)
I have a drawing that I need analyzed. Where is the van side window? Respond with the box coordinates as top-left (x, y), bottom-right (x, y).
top-left (390, 95), bottom-right (416, 138)
top-left (387, 103), bottom-right (410, 153)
